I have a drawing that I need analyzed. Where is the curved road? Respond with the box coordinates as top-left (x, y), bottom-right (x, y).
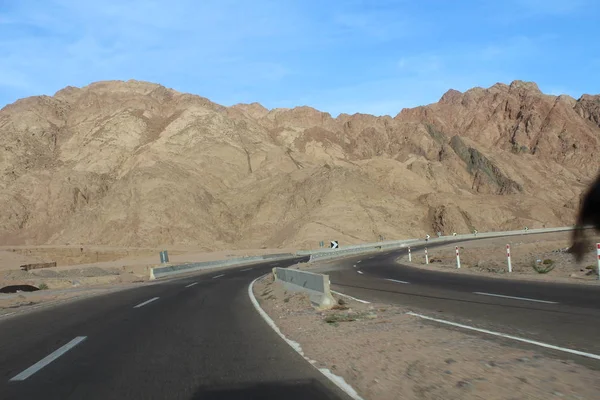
top-left (324, 244), bottom-right (600, 369)
top-left (0, 257), bottom-right (353, 400)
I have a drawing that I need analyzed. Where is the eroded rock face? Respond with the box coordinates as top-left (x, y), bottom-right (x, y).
top-left (1, 79), bottom-right (598, 249)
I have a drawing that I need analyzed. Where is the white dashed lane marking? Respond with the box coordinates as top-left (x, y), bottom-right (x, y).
top-left (133, 297), bottom-right (160, 309)
top-left (385, 278), bottom-right (410, 284)
top-left (10, 336), bottom-right (87, 381)
top-left (473, 292), bottom-right (557, 304)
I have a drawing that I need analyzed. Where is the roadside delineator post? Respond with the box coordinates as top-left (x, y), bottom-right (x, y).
top-left (408, 247), bottom-right (412, 262)
top-left (456, 246), bottom-right (461, 269)
top-left (425, 247), bottom-right (429, 265)
top-left (506, 244), bottom-right (512, 273)
top-left (596, 243), bottom-right (600, 280)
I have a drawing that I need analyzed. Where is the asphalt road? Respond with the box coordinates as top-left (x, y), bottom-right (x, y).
top-left (326, 245), bottom-right (600, 369)
top-left (0, 257), bottom-right (353, 400)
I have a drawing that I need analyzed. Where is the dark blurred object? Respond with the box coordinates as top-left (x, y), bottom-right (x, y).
top-left (572, 173), bottom-right (600, 262)
top-left (20, 262), bottom-right (57, 271)
top-left (0, 284), bottom-right (40, 294)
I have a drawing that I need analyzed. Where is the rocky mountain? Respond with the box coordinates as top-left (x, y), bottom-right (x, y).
top-left (1, 80), bottom-right (599, 250)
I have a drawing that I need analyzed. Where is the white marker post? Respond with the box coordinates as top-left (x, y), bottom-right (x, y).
top-left (506, 244), bottom-right (512, 273)
top-left (408, 247), bottom-right (412, 262)
top-left (425, 247), bottom-right (429, 265)
top-left (597, 244), bottom-right (600, 280)
top-left (455, 246), bottom-right (461, 269)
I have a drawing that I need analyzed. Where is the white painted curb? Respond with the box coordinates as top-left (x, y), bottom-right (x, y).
top-left (248, 276), bottom-right (364, 400)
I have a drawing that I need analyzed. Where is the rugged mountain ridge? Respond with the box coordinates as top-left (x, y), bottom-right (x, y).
top-left (1, 79), bottom-right (598, 250)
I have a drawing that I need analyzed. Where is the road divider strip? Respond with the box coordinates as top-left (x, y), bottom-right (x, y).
top-left (185, 282), bottom-right (198, 288)
top-left (473, 292), bottom-right (558, 304)
top-left (10, 336), bottom-right (87, 381)
top-left (407, 312), bottom-right (600, 361)
top-left (133, 297), bottom-right (160, 308)
top-left (212, 274), bottom-right (225, 279)
top-left (248, 278), bottom-right (365, 400)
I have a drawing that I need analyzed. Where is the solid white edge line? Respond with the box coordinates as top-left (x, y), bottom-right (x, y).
top-left (331, 290), bottom-right (371, 304)
top-left (406, 312), bottom-right (600, 361)
top-left (10, 336), bottom-right (87, 381)
top-left (473, 292), bottom-right (558, 304)
top-left (185, 282), bottom-right (199, 288)
top-left (212, 274), bottom-right (225, 279)
top-left (385, 279), bottom-right (410, 284)
top-left (133, 297), bottom-right (160, 308)
top-left (357, 271), bottom-right (364, 275)
top-left (240, 268), bottom-right (253, 271)
top-left (248, 277), bottom-right (365, 400)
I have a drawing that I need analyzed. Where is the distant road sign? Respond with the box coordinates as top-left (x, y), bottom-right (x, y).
top-left (330, 240), bottom-right (339, 249)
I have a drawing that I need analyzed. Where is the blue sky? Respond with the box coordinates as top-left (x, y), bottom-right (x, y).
top-left (1, 0), bottom-right (599, 116)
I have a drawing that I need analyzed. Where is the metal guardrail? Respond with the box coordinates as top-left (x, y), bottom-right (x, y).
top-left (151, 253), bottom-right (297, 279)
top-left (151, 226), bottom-right (577, 278)
top-left (302, 226), bottom-right (575, 263)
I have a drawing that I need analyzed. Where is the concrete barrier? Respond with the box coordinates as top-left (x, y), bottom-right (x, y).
top-left (151, 253), bottom-right (296, 279)
top-left (273, 267), bottom-right (336, 310)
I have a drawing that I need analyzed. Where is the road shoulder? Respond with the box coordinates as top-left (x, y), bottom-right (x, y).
top-left (252, 274), bottom-right (600, 400)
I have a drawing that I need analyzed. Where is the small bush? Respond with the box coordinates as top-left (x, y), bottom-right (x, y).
top-left (542, 259), bottom-right (553, 265)
top-left (531, 260), bottom-right (554, 274)
top-left (38, 283), bottom-right (49, 290)
top-left (324, 313), bottom-right (357, 324)
top-left (331, 304), bottom-right (349, 310)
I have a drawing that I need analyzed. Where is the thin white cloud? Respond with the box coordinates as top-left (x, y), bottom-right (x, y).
top-left (332, 12), bottom-right (411, 41)
top-left (0, 0), bottom-right (303, 99)
top-left (0, 0), bottom-right (597, 115)
top-left (514, 0), bottom-right (587, 15)
top-left (398, 54), bottom-right (442, 74)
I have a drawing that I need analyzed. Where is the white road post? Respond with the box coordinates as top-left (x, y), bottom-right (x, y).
top-left (456, 246), bottom-right (461, 269)
top-left (506, 244), bottom-right (512, 273)
top-left (597, 243), bottom-right (600, 280)
top-left (425, 247), bottom-right (429, 265)
top-left (408, 247), bottom-right (412, 262)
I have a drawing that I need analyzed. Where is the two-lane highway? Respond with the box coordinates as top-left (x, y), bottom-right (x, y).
top-left (325, 246), bottom-right (600, 369)
top-left (0, 257), bottom-right (353, 400)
